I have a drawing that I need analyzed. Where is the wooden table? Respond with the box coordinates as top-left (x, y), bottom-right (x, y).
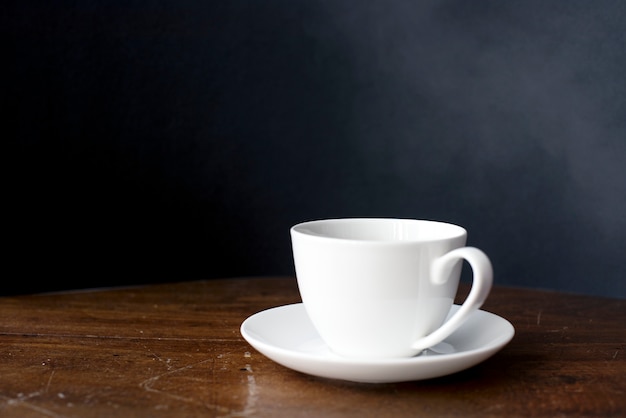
top-left (0, 277), bottom-right (624, 417)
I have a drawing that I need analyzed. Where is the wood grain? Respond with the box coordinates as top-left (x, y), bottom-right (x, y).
top-left (0, 277), bottom-right (624, 417)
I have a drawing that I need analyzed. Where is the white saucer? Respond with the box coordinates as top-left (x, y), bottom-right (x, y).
top-left (240, 303), bottom-right (514, 383)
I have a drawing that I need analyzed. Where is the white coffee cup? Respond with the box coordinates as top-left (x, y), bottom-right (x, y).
top-left (290, 218), bottom-right (493, 358)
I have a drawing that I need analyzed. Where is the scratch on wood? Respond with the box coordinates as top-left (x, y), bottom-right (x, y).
top-left (0, 392), bottom-right (66, 418)
top-left (546, 326), bottom-right (569, 333)
top-left (142, 344), bottom-right (175, 371)
top-left (244, 364), bottom-right (258, 416)
top-left (44, 369), bottom-right (55, 393)
top-left (536, 310), bottom-right (542, 325)
top-left (220, 361), bottom-right (257, 418)
top-left (139, 358), bottom-right (214, 403)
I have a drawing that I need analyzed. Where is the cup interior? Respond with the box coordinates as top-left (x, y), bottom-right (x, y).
top-left (292, 218), bottom-right (466, 242)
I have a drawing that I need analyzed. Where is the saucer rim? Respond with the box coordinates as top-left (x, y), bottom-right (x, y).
top-left (240, 303), bottom-right (515, 382)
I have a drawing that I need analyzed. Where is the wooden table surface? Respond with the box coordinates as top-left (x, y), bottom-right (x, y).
top-left (0, 277), bottom-right (624, 417)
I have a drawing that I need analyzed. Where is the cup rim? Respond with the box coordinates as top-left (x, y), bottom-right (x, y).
top-left (290, 217), bottom-right (467, 243)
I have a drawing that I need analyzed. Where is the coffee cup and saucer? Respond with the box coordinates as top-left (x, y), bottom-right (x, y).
top-left (241, 218), bottom-right (514, 383)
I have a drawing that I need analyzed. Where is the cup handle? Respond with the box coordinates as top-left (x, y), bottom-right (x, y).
top-left (411, 247), bottom-right (493, 352)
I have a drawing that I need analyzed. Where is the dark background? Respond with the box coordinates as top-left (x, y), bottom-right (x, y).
top-left (4, 1), bottom-right (625, 298)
